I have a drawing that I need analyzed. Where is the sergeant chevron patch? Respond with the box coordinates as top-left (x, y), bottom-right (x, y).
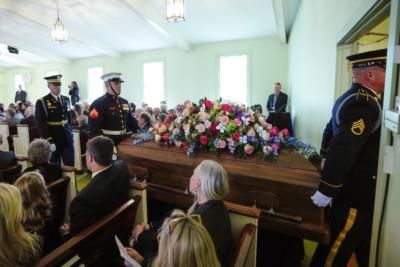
top-left (351, 119), bottom-right (365, 135)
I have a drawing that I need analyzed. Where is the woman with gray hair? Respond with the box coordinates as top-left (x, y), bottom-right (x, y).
top-left (23, 139), bottom-right (62, 184)
top-left (130, 160), bottom-right (234, 267)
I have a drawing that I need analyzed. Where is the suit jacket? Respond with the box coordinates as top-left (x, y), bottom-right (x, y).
top-left (266, 92), bottom-right (288, 112)
top-left (15, 90), bottom-right (27, 103)
top-left (69, 160), bottom-right (130, 235)
top-left (0, 150), bottom-right (17, 170)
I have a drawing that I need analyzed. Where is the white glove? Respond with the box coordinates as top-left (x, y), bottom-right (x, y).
top-left (50, 143), bottom-right (57, 152)
top-left (311, 191), bottom-right (332, 207)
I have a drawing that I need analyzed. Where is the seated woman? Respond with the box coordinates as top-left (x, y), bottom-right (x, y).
top-left (0, 183), bottom-right (41, 266)
top-left (24, 139), bottom-right (62, 184)
top-left (132, 160), bottom-right (233, 267)
top-left (14, 172), bottom-right (60, 255)
top-left (127, 210), bottom-right (221, 267)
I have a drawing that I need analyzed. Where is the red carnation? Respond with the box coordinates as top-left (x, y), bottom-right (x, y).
top-left (232, 132), bottom-right (241, 142)
top-left (204, 100), bottom-right (214, 110)
top-left (162, 133), bottom-right (169, 142)
top-left (270, 126), bottom-right (279, 136)
top-left (221, 103), bottom-right (232, 113)
top-left (199, 135), bottom-right (208, 145)
top-left (210, 122), bottom-right (218, 137)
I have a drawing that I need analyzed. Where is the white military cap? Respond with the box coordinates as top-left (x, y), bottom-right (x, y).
top-left (101, 72), bottom-right (124, 83)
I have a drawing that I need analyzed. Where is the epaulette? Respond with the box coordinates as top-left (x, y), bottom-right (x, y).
top-left (335, 88), bottom-right (382, 133)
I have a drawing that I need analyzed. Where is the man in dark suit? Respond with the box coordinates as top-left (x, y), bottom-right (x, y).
top-left (0, 131), bottom-right (17, 170)
top-left (61, 136), bottom-right (129, 235)
top-left (266, 82), bottom-right (288, 112)
top-left (35, 74), bottom-right (74, 166)
top-left (15, 84), bottom-right (27, 103)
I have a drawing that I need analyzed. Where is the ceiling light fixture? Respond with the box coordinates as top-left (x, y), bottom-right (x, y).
top-left (51, 0), bottom-right (68, 43)
top-left (166, 0), bottom-right (185, 22)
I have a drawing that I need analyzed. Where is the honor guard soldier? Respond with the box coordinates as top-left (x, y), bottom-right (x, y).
top-left (310, 49), bottom-right (387, 267)
top-left (35, 74), bottom-right (74, 166)
top-left (88, 72), bottom-right (138, 145)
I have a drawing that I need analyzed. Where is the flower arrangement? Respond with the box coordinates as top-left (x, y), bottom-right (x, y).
top-left (152, 98), bottom-right (290, 158)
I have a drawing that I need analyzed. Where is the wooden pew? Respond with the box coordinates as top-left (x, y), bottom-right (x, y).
top-left (226, 202), bottom-right (261, 267)
top-left (0, 164), bottom-right (22, 184)
top-left (0, 122), bottom-right (10, 151)
top-left (72, 129), bottom-right (83, 171)
top-left (36, 195), bottom-right (142, 267)
top-left (12, 124), bottom-right (30, 157)
top-left (47, 177), bottom-right (70, 226)
top-left (128, 166), bottom-right (150, 225)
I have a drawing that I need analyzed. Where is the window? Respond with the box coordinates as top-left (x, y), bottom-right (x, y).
top-left (143, 62), bottom-right (164, 107)
top-left (87, 67), bottom-right (104, 102)
top-left (14, 74), bottom-right (25, 91)
top-left (219, 55), bottom-right (248, 104)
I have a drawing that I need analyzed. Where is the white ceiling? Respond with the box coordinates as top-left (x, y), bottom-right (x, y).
top-left (0, 0), bottom-right (300, 68)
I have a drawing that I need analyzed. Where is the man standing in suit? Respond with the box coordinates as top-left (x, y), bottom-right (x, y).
top-left (15, 84), bottom-right (27, 103)
top-left (35, 74), bottom-right (74, 166)
top-left (266, 82), bottom-right (288, 112)
top-left (60, 136), bottom-right (129, 235)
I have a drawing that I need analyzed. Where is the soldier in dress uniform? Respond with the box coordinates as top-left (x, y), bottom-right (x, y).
top-left (310, 49), bottom-right (387, 267)
top-left (35, 74), bottom-right (74, 166)
top-left (88, 72), bottom-right (138, 145)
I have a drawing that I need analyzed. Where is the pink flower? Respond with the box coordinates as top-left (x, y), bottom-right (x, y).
top-left (195, 123), bottom-right (206, 133)
top-left (249, 115), bottom-right (255, 122)
top-left (200, 135), bottom-right (208, 145)
top-left (281, 128), bottom-right (290, 137)
top-left (175, 141), bottom-right (182, 147)
top-left (220, 116), bottom-right (230, 126)
top-left (198, 111), bottom-right (210, 122)
top-left (272, 143), bottom-right (281, 152)
top-left (182, 108), bottom-right (190, 117)
top-left (185, 102), bottom-right (193, 109)
top-left (204, 120), bottom-right (212, 129)
top-left (162, 133), bottom-right (169, 142)
top-left (234, 118), bottom-right (242, 127)
top-left (247, 128), bottom-right (256, 137)
top-left (270, 126), bottom-right (279, 136)
top-left (221, 103), bottom-right (232, 113)
top-left (217, 140), bottom-right (227, 149)
top-left (244, 144), bottom-right (254, 155)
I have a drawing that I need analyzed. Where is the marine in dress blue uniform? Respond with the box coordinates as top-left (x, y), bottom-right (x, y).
top-left (88, 72), bottom-right (138, 145)
top-left (35, 74), bottom-right (74, 166)
top-left (311, 49), bottom-right (386, 267)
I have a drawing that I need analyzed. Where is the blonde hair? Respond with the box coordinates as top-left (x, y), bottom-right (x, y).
top-left (14, 172), bottom-right (53, 233)
top-left (0, 183), bottom-right (41, 267)
top-left (188, 160), bottom-right (229, 214)
top-left (28, 138), bottom-right (52, 165)
top-left (153, 210), bottom-right (221, 267)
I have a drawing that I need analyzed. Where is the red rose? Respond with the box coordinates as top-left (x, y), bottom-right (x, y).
top-left (199, 135), bottom-right (208, 145)
top-left (162, 133), bottom-right (169, 142)
top-left (204, 100), bottom-right (214, 110)
top-left (221, 103), bottom-right (232, 113)
top-left (232, 132), bottom-right (241, 142)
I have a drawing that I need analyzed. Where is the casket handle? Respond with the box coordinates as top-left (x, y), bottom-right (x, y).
top-left (254, 202), bottom-right (302, 224)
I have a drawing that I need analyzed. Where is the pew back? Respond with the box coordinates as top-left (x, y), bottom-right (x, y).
top-left (47, 177), bottom-right (70, 227)
top-left (36, 196), bottom-right (141, 267)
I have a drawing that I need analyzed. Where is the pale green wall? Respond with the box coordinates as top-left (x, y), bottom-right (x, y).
top-left (0, 37), bottom-right (288, 111)
top-left (288, 0), bottom-right (378, 148)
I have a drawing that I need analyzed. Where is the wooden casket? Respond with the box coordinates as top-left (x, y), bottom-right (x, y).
top-left (118, 139), bottom-right (330, 244)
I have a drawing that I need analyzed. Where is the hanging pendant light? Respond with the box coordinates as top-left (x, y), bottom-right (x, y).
top-left (51, 0), bottom-right (68, 43)
top-left (166, 0), bottom-right (185, 22)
